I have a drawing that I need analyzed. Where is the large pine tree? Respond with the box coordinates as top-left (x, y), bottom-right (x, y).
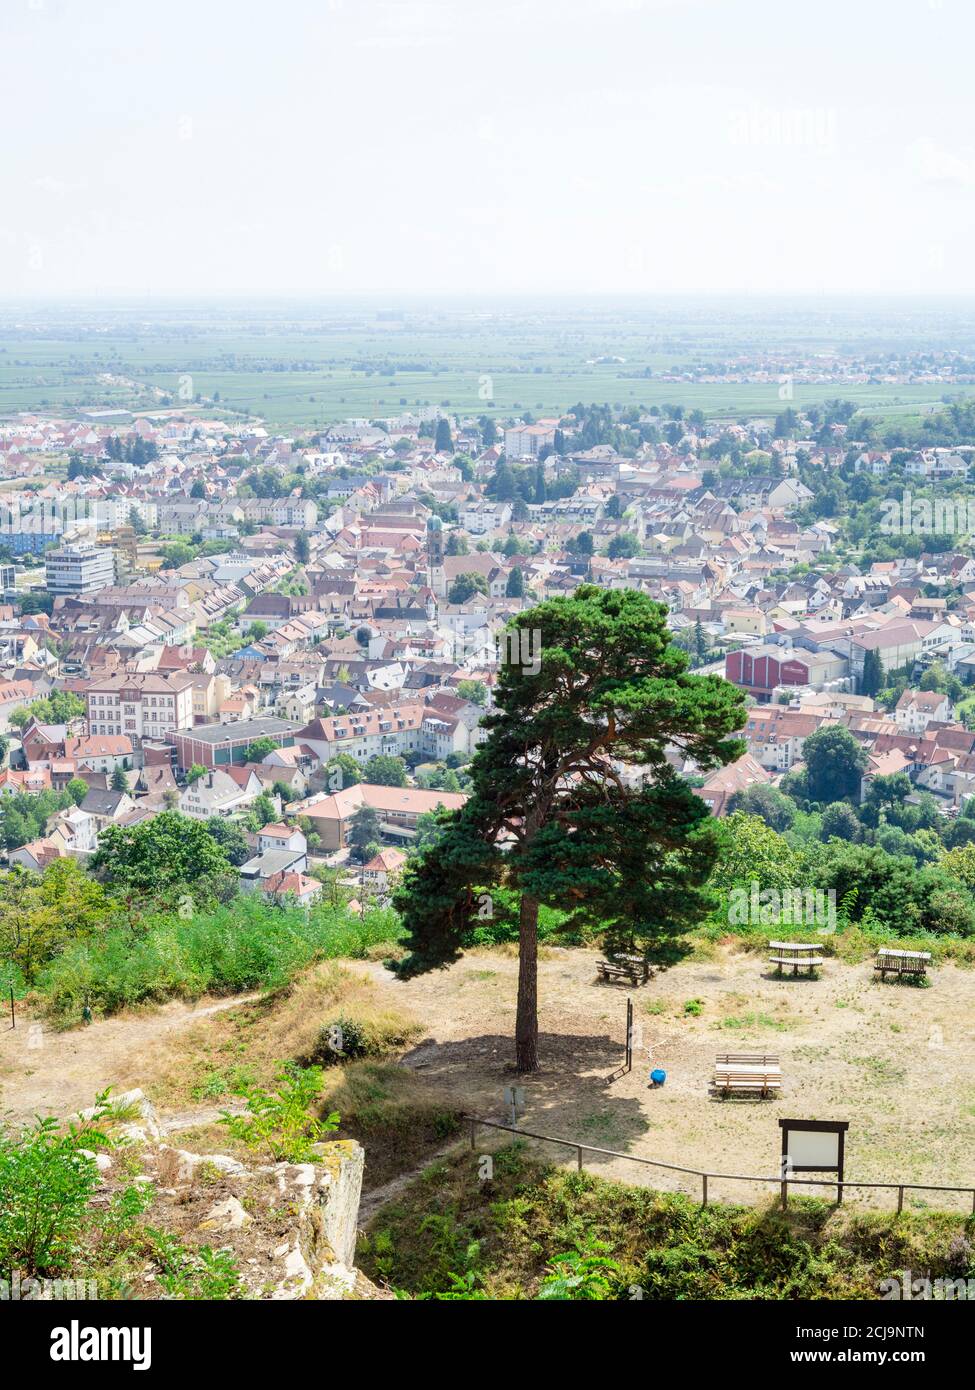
top-left (393, 586), bottom-right (747, 1072)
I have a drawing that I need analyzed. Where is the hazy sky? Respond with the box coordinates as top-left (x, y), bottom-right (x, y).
top-left (1, 0), bottom-right (973, 297)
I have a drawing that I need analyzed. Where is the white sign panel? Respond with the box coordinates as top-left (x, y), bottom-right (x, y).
top-left (788, 1129), bottom-right (841, 1170)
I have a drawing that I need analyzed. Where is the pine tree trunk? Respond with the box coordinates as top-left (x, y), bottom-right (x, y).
top-left (515, 893), bottom-right (539, 1072)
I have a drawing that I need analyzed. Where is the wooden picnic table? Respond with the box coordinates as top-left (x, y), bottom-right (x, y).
top-left (874, 948), bottom-right (932, 982)
top-left (768, 941), bottom-right (824, 977)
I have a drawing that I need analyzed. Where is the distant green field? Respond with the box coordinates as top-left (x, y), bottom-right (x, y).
top-left (2, 303), bottom-right (974, 430)
top-left (143, 374), bottom-right (975, 431)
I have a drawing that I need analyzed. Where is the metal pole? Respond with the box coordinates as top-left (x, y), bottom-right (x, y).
top-left (897, 1186), bottom-right (904, 1215)
top-left (702, 1174), bottom-right (708, 1207)
top-left (8, 987), bottom-right (13, 1030)
top-left (781, 1179), bottom-right (788, 1210)
top-left (577, 1146), bottom-right (584, 1173)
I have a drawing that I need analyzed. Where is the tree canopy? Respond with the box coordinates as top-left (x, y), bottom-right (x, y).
top-left (91, 811), bottom-right (231, 898)
top-left (799, 726), bottom-right (868, 804)
top-left (393, 586), bottom-right (747, 1070)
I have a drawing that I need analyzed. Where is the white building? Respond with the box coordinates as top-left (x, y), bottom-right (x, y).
top-left (503, 424), bottom-right (556, 459)
top-left (179, 767), bottom-right (263, 819)
top-left (460, 501), bottom-right (513, 535)
top-left (45, 544), bottom-right (115, 596)
top-left (894, 688), bottom-right (954, 735)
top-left (87, 673), bottom-right (195, 738)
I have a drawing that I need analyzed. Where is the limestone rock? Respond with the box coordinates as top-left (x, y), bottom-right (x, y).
top-left (266, 1143), bottom-right (365, 1299)
top-left (156, 1146), bottom-right (248, 1186)
top-left (78, 1148), bottom-right (112, 1174)
top-left (79, 1087), bottom-right (161, 1144)
top-left (199, 1196), bottom-right (252, 1232)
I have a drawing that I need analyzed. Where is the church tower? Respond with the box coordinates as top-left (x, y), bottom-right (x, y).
top-left (426, 514), bottom-right (446, 597)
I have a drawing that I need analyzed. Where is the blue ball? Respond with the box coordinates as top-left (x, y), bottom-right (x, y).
top-left (650, 1069), bottom-right (666, 1085)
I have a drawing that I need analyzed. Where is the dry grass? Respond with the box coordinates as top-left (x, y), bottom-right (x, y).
top-left (114, 964), bottom-right (462, 1191)
top-left (139, 963), bottom-right (424, 1112)
top-left (322, 1061), bottom-right (463, 1190)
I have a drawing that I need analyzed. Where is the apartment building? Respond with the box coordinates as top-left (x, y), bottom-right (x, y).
top-left (297, 703), bottom-right (426, 764)
top-left (45, 544), bottom-right (115, 596)
top-left (459, 501), bottom-right (513, 535)
top-left (741, 707), bottom-right (829, 772)
top-left (86, 672), bottom-right (196, 738)
top-left (503, 424), bottom-right (556, 458)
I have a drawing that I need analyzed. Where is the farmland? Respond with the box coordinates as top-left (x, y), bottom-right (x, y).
top-left (3, 297), bottom-right (975, 429)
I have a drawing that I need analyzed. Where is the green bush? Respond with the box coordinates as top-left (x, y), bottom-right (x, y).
top-left (0, 1118), bottom-right (101, 1277)
top-left (38, 897), bottom-right (403, 1023)
top-left (0, 1091), bottom-right (125, 1278)
top-left (219, 1064), bottom-right (339, 1163)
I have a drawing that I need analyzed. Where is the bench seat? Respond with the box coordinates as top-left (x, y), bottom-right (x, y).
top-left (875, 951), bottom-right (930, 980)
top-left (712, 1050), bottom-right (781, 1097)
top-left (596, 957), bottom-right (651, 985)
top-left (711, 1075), bottom-right (781, 1096)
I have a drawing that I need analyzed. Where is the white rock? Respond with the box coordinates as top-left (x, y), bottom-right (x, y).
top-left (156, 1146), bottom-right (247, 1185)
top-left (80, 1088), bottom-right (161, 1140)
top-left (200, 1197), bottom-right (252, 1232)
top-left (78, 1148), bottom-right (112, 1174)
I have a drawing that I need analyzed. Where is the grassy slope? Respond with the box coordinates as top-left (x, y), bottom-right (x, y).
top-left (360, 1144), bottom-right (975, 1300)
top-left (131, 962), bottom-right (463, 1192)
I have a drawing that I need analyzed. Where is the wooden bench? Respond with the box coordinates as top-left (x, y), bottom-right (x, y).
top-left (874, 948), bottom-right (931, 982)
top-left (712, 1052), bottom-right (782, 1099)
top-left (596, 954), bottom-right (651, 986)
top-left (769, 941), bottom-right (824, 977)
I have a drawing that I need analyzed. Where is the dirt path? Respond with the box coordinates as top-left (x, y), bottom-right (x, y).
top-left (0, 994), bottom-right (263, 1126)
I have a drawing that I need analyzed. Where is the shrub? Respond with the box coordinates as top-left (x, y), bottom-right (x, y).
top-left (304, 1009), bottom-right (420, 1065)
top-left (142, 1229), bottom-right (245, 1300)
top-left (0, 1091), bottom-right (120, 1277)
top-left (219, 1064), bottom-right (339, 1163)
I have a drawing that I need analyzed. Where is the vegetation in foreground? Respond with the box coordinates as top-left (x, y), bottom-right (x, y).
top-left (0, 1090), bottom-right (250, 1299)
top-left (360, 1144), bottom-right (975, 1300)
top-left (0, 1069), bottom-right (358, 1300)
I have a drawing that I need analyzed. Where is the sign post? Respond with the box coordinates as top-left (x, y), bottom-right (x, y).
top-left (502, 1085), bottom-right (525, 1128)
top-left (778, 1118), bottom-right (849, 1207)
